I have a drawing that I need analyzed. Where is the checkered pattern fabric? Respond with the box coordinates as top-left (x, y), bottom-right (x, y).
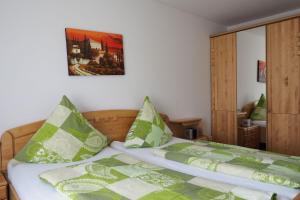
top-left (153, 140), bottom-right (300, 188)
top-left (124, 96), bottom-right (172, 148)
top-left (39, 153), bottom-right (275, 200)
top-left (14, 96), bottom-right (108, 163)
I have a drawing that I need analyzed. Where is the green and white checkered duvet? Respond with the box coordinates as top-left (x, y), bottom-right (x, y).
top-left (153, 141), bottom-right (300, 189)
top-left (39, 153), bottom-right (275, 200)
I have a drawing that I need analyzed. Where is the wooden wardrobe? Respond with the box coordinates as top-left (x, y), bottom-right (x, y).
top-left (210, 17), bottom-right (300, 155)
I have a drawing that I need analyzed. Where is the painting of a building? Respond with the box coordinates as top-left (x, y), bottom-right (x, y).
top-left (65, 28), bottom-right (124, 76)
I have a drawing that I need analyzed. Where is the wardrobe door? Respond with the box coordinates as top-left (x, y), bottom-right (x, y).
top-left (267, 18), bottom-right (300, 114)
top-left (268, 114), bottom-right (300, 155)
top-left (211, 34), bottom-right (237, 111)
top-left (211, 33), bottom-right (237, 144)
top-left (267, 18), bottom-right (300, 155)
top-left (212, 111), bottom-right (236, 144)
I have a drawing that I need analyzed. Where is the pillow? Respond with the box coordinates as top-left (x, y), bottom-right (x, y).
top-left (256, 93), bottom-right (266, 108)
top-left (124, 96), bottom-right (173, 148)
top-left (250, 94), bottom-right (266, 120)
top-left (14, 96), bottom-right (108, 163)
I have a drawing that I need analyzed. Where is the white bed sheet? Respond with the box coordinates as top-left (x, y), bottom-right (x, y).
top-left (111, 137), bottom-right (300, 200)
top-left (8, 147), bottom-right (121, 200)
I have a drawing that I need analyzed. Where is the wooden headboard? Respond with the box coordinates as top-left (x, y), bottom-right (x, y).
top-left (0, 109), bottom-right (170, 173)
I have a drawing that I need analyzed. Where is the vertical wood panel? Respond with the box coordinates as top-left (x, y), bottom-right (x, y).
top-left (212, 111), bottom-right (236, 144)
top-left (211, 33), bottom-right (237, 111)
top-left (267, 18), bottom-right (300, 114)
top-left (267, 18), bottom-right (300, 155)
top-left (268, 114), bottom-right (300, 155)
top-left (211, 39), bottom-right (216, 111)
top-left (211, 33), bottom-right (237, 145)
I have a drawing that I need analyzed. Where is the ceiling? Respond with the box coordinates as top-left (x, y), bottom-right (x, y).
top-left (155, 0), bottom-right (300, 26)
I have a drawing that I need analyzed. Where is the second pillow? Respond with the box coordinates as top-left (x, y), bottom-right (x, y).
top-left (124, 96), bottom-right (173, 148)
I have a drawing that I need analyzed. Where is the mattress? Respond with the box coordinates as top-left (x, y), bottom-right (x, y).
top-left (252, 120), bottom-right (267, 127)
top-left (111, 137), bottom-right (299, 199)
top-left (7, 147), bottom-right (121, 200)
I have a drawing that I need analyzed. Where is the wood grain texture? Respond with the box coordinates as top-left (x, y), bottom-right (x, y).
top-left (268, 113), bottom-right (300, 156)
top-left (267, 18), bottom-right (300, 156)
top-left (0, 110), bottom-right (170, 173)
top-left (9, 183), bottom-right (19, 200)
top-left (267, 18), bottom-right (300, 114)
top-left (0, 172), bottom-right (7, 200)
top-left (294, 193), bottom-right (300, 200)
top-left (211, 33), bottom-right (237, 112)
top-left (212, 110), bottom-right (236, 144)
top-left (211, 33), bottom-right (237, 145)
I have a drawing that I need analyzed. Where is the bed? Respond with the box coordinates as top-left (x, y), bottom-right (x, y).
top-left (111, 138), bottom-right (300, 200)
top-left (1, 110), bottom-right (154, 200)
top-left (1, 109), bottom-right (299, 200)
top-left (8, 147), bottom-right (120, 200)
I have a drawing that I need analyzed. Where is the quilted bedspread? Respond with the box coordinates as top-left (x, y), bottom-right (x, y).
top-left (39, 153), bottom-right (275, 200)
top-left (153, 140), bottom-right (300, 189)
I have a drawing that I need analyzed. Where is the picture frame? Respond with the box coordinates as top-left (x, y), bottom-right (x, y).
top-left (65, 28), bottom-right (124, 76)
top-left (257, 60), bottom-right (266, 83)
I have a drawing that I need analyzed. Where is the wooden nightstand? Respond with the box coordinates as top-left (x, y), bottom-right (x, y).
top-left (0, 173), bottom-right (7, 200)
top-left (169, 118), bottom-right (204, 140)
top-left (238, 125), bottom-right (260, 149)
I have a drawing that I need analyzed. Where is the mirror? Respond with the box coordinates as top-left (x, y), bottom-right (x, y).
top-left (237, 26), bottom-right (266, 150)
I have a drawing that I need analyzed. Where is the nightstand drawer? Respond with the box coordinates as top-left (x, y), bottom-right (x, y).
top-left (0, 185), bottom-right (7, 199)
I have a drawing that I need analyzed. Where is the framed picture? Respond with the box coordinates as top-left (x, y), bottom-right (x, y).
top-left (257, 60), bottom-right (266, 83)
top-left (65, 28), bottom-right (124, 76)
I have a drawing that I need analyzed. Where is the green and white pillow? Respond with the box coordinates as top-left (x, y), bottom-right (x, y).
top-left (250, 94), bottom-right (267, 120)
top-left (124, 96), bottom-right (173, 148)
top-left (14, 96), bottom-right (108, 163)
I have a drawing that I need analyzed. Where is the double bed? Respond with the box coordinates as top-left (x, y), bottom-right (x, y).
top-left (1, 110), bottom-right (299, 200)
top-left (111, 138), bottom-right (300, 200)
top-left (1, 110), bottom-right (142, 200)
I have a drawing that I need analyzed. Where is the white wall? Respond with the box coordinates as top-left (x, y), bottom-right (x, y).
top-left (237, 27), bottom-right (266, 110)
top-left (0, 0), bottom-right (225, 135)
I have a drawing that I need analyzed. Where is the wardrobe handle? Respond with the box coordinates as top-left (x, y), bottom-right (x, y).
top-left (297, 33), bottom-right (300, 55)
top-left (284, 77), bottom-right (289, 86)
top-left (296, 33), bottom-right (300, 55)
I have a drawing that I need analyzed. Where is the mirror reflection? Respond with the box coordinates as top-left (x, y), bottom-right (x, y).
top-left (237, 26), bottom-right (267, 150)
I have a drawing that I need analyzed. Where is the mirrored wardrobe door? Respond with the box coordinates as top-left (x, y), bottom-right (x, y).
top-left (236, 26), bottom-right (267, 150)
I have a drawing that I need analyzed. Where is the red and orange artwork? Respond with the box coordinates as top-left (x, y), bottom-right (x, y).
top-left (65, 28), bottom-right (124, 76)
top-left (257, 60), bottom-right (266, 83)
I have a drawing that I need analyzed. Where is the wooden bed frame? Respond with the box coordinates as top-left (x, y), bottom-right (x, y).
top-left (1, 109), bottom-right (300, 200)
